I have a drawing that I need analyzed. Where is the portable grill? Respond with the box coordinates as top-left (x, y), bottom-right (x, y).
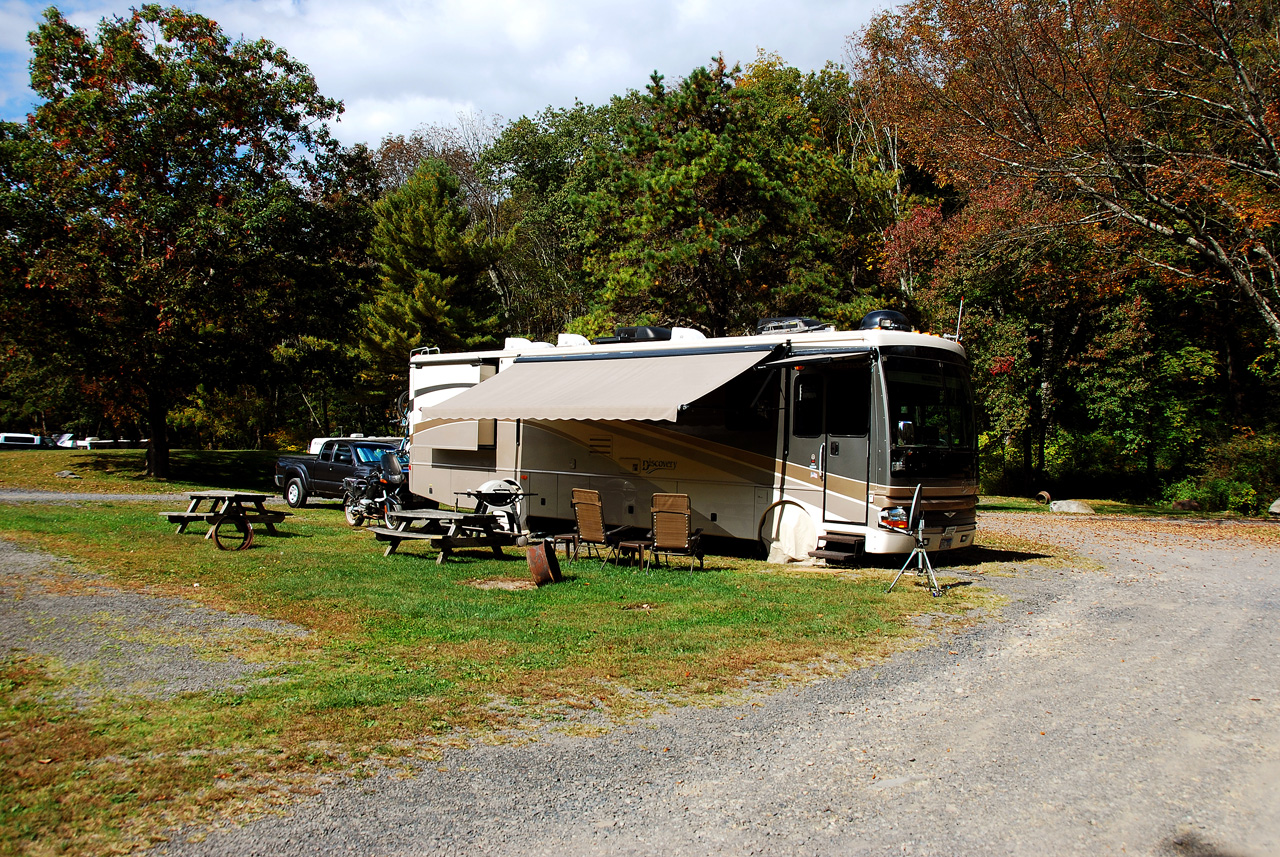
top-left (472, 479), bottom-right (523, 533)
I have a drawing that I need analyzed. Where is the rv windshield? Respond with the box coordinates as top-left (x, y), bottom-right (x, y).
top-left (883, 353), bottom-right (977, 479)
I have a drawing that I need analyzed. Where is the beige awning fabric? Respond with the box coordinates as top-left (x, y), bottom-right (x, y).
top-left (418, 349), bottom-right (770, 422)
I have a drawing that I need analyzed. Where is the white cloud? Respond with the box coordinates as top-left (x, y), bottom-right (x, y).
top-left (0, 0), bottom-right (886, 145)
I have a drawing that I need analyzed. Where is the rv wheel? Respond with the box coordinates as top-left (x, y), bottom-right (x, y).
top-left (757, 500), bottom-right (818, 563)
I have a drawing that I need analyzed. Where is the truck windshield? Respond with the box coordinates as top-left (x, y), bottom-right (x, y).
top-left (883, 353), bottom-right (977, 479)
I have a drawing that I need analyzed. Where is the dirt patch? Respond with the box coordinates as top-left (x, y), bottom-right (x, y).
top-left (464, 577), bottom-right (537, 591)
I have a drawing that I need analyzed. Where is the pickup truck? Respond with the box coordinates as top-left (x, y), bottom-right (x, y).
top-left (274, 438), bottom-right (402, 508)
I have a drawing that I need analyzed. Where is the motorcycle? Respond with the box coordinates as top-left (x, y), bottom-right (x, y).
top-left (342, 451), bottom-right (411, 526)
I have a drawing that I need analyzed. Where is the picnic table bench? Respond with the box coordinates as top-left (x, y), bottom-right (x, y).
top-left (160, 491), bottom-right (291, 551)
top-left (369, 508), bottom-right (524, 563)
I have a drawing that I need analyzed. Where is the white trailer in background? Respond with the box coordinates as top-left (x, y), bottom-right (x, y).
top-left (406, 313), bottom-right (978, 560)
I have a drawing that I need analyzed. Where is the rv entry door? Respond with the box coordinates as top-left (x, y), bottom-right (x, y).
top-left (788, 363), bottom-right (872, 525)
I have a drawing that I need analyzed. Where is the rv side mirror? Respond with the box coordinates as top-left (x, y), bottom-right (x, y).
top-left (897, 420), bottom-right (915, 445)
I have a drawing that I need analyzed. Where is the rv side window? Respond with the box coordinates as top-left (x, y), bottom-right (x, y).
top-left (793, 375), bottom-right (823, 437)
top-left (827, 365), bottom-right (871, 436)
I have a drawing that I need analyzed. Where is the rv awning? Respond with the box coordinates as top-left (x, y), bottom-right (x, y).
top-left (418, 348), bottom-right (771, 422)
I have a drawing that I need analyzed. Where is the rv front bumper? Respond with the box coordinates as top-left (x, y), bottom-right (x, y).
top-left (866, 524), bottom-right (976, 555)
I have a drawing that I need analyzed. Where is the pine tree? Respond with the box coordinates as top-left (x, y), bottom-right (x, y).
top-left (360, 160), bottom-right (500, 394)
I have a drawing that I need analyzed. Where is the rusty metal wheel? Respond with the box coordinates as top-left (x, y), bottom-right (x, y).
top-left (213, 517), bottom-right (254, 551)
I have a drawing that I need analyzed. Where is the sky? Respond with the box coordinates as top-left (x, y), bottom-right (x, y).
top-left (0, 0), bottom-right (887, 148)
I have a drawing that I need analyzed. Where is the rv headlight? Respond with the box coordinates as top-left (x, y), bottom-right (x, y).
top-left (879, 506), bottom-right (909, 530)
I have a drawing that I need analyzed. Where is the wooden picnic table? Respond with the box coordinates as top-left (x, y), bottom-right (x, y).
top-left (159, 491), bottom-right (290, 551)
top-left (368, 508), bottom-right (523, 563)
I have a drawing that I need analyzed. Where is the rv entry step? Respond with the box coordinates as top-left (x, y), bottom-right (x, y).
top-left (808, 533), bottom-right (865, 564)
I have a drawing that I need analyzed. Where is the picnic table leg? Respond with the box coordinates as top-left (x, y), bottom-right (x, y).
top-left (437, 522), bottom-right (463, 564)
top-left (251, 500), bottom-right (279, 535)
top-left (177, 496), bottom-right (201, 534)
top-left (383, 538), bottom-right (400, 557)
top-left (202, 499), bottom-right (227, 539)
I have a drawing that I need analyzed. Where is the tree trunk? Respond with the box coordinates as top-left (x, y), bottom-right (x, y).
top-left (1021, 429), bottom-right (1033, 494)
top-left (145, 390), bottom-right (170, 479)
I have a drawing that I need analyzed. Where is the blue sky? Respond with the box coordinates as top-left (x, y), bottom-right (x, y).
top-left (0, 0), bottom-right (886, 147)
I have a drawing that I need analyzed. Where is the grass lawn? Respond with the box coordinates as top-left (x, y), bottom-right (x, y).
top-left (0, 449), bottom-right (280, 494)
top-left (0, 452), bottom-right (1044, 855)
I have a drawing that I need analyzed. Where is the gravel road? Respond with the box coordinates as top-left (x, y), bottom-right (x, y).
top-left (0, 489), bottom-right (193, 503)
top-left (0, 541), bottom-right (308, 707)
top-left (4, 510), bottom-right (1278, 856)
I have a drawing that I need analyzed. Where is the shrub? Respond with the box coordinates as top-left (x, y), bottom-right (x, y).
top-left (1166, 476), bottom-right (1262, 515)
top-left (1207, 433), bottom-right (1280, 500)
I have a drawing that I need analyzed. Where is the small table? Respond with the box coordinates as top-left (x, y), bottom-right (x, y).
top-left (551, 532), bottom-right (580, 561)
top-left (369, 508), bottom-right (523, 563)
top-left (616, 538), bottom-right (652, 567)
top-left (160, 491), bottom-right (290, 551)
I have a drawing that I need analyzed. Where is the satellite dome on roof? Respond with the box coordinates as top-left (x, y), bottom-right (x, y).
top-left (858, 310), bottom-right (913, 332)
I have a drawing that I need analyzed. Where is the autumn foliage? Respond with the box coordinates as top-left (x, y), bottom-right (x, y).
top-left (2, 3), bottom-right (1277, 505)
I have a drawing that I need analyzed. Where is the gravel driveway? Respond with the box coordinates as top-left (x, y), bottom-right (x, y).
top-left (137, 514), bottom-right (1279, 857)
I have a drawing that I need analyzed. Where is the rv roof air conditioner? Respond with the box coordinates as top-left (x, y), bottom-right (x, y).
top-left (858, 310), bottom-right (913, 332)
top-left (756, 317), bottom-right (831, 335)
top-left (503, 337), bottom-right (554, 350)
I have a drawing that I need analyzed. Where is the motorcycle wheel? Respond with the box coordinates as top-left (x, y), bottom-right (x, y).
top-left (343, 497), bottom-right (365, 527)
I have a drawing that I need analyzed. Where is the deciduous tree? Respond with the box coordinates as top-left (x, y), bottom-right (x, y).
top-left (856, 0), bottom-right (1280, 339)
top-left (479, 98), bottom-right (639, 338)
top-left (10, 5), bottom-right (370, 475)
top-left (577, 56), bottom-right (893, 335)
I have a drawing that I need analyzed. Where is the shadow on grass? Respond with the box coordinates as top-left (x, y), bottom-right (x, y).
top-left (69, 449), bottom-right (280, 492)
top-left (256, 531), bottom-right (310, 540)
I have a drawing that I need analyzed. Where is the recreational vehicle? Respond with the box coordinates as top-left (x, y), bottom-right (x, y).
top-left (406, 312), bottom-right (978, 560)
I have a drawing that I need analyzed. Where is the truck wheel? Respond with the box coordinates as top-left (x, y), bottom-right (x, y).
top-left (284, 478), bottom-right (307, 508)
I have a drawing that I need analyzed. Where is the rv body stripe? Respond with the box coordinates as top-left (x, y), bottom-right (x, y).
top-left (525, 420), bottom-right (778, 485)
